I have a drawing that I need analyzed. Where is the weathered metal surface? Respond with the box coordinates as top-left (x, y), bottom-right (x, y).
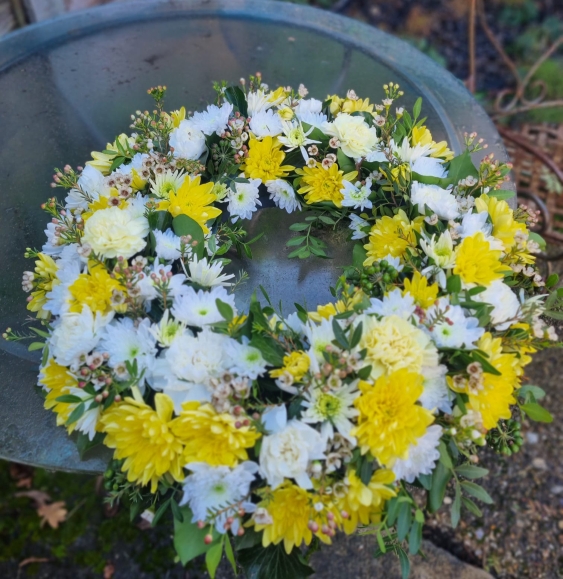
top-left (0, 0), bottom-right (511, 473)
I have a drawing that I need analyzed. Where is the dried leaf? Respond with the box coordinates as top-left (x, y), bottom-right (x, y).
top-left (15, 490), bottom-right (51, 507)
top-left (37, 501), bottom-right (67, 529)
top-left (19, 557), bottom-right (49, 568)
top-left (103, 563), bottom-right (115, 579)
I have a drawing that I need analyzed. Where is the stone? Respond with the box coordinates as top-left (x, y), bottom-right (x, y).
top-left (532, 457), bottom-right (548, 470)
top-left (525, 432), bottom-right (539, 444)
top-left (550, 485), bottom-right (563, 495)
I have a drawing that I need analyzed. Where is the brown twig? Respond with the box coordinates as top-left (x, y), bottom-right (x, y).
top-left (466, 0), bottom-right (477, 93)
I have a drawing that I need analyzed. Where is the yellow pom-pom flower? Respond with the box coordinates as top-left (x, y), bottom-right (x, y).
top-left (68, 264), bottom-right (124, 314)
top-left (352, 369), bottom-right (434, 465)
top-left (242, 136), bottom-right (294, 182)
top-left (296, 162), bottom-right (357, 207)
top-left (403, 271), bottom-right (438, 308)
top-left (157, 175), bottom-right (222, 234)
top-left (26, 253), bottom-right (59, 319)
top-left (101, 393), bottom-right (185, 492)
top-left (270, 351), bottom-right (310, 382)
top-left (171, 402), bottom-right (260, 467)
top-left (454, 232), bottom-right (509, 286)
top-left (41, 359), bottom-right (79, 431)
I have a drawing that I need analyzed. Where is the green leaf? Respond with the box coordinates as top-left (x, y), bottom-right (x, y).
top-left (173, 506), bottom-right (220, 565)
top-left (349, 322), bottom-right (363, 349)
top-left (518, 384), bottom-right (546, 401)
top-left (472, 351), bottom-right (501, 376)
top-left (397, 502), bottom-right (412, 541)
top-left (487, 189), bottom-right (515, 201)
top-left (288, 246), bottom-right (310, 259)
top-left (249, 335), bottom-right (284, 367)
top-left (451, 482), bottom-right (461, 529)
top-left (331, 319), bottom-right (349, 349)
top-left (454, 464), bottom-right (489, 479)
top-left (66, 402), bottom-right (85, 426)
top-left (286, 236), bottom-right (307, 247)
top-left (357, 365), bottom-right (372, 380)
top-left (528, 231), bottom-right (547, 250)
top-left (376, 529), bottom-right (387, 554)
top-left (170, 499), bottom-right (184, 523)
top-left (337, 149), bottom-right (356, 174)
top-left (413, 97), bottom-right (422, 120)
top-left (28, 341), bottom-right (45, 352)
top-left (460, 481), bottom-right (493, 504)
top-left (446, 274), bottom-right (462, 294)
top-left (461, 496), bottom-right (483, 517)
top-left (148, 210), bottom-right (173, 232)
top-left (428, 461), bottom-right (453, 513)
top-left (75, 431), bottom-right (103, 460)
top-left (224, 536), bottom-right (238, 575)
top-left (237, 543), bottom-right (314, 579)
top-left (319, 215), bottom-right (335, 225)
top-left (152, 498), bottom-right (171, 527)
top-left (216, 299), bottom-right (234, 322)
top-left (206, 540), bottom-right (223, 579)
top-left (224, 86), bottom-right (248, 117)
top-left (56, 394), bottom-right (84, 404)
top-left (396, 546), bottom-right (411, 579)
top-left (289, 222), bottom-right (310, 232)
top-left (352, 243), bottom-right (367, 268)
top-left (520, 401), bottom-right (553, 423)
top-left (546, 273), bottom-right (559, 289)
top-left (172, 214), bottom-right (205, 258)
top-left (408, 520), bottom-right (422, 555)
top-left (447, 149), bottom-right (479, 185)
top-left (438, 441), bottom-right (453, 469)
top-left (417, 473), bottom-right (432, 491)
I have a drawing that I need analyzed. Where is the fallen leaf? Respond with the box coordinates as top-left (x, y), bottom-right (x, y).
top-left (37, 501), bottom-right (67, 529)
top-left (15, 490), bottom-right (51, 507)
top-left (103, 563), bottom-right (115, 579)
top-left (19, 557), bottom-right (49, 568)
top-left (9, 463), bottom-right (34, 486)
top-left (15, 477), bottom-right (33, 489)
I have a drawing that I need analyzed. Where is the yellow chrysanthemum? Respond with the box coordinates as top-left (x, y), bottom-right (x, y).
top-left (363, 210), bottom-right (423, 265)
top-left (270, 351), bottom-right (310, 381)
top-left (82, 189), bottom-right (126, 222)
top-left (26, 253), bottom-right (59, 319)
top-left (342, 98), bottom-right (375, 115)
top-left (101, 393), bottom-right (185, 492)
top-left (171, 402), bottom-right (260, 467)
top-left (41, 359), bottom-right (79, 431)
top-left (326, 94), bottom-right (344, 115)
top-left (338, 469), bottom-right (396, 534)
top-left (157, 175), bottom-right (222, 234)
top-left (454, 232), bottom-right (509, 286)
top-left (296, 162), bottom-right (358, 207)
top-left (352, 369), bottom-right (434, 465)
top-left (411, 126), bottom-right (454, 161)
top-left (242, 136), bottom-right (294, 182)
top-left (403, 271), bottom-right (438, 308)
top-left (68, 264), bottom-right (123, 314)
top-left (359, 314), bottom-right (439, 379)
top-left (505, 322), bottom-right (536, 371)
top-left (87, 134), bottom-right (133, 175)
top-left (277, 107), bottom-right (295, 121)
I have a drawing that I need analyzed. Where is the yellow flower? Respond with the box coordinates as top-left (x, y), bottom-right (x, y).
top-left (101, 393), bottom-right (185, 492)
top-left (87, 134), bottom-right (133, 175)
top-left (359, 314), bottom-right (439, 379)
top-left (253, 483), bottom-right (317, 554)
top-left (171, 106), bottom-right (186, 128)
top-left (342, 97), bottom-right (375, 115)
top-left (296, 162), bottom-right (357, 207)
top-left (278, 107), bottom-right (295, 121)
top-left (171, 402), bottom-right (260, 467)
top-left (82, 189), bottom-right (126, 222)
top-left (403, 271), bottom-right (438, 308)
top-left (26, 254), bottom-right (59, 319)
top-left (270, 351), bottom-right (310, 381)
top-left (338, 469), bottom-right (396, 534)
top-left (68, 264), bottom-right (123, 314)
top-left (454, 232), bottom-right (509, 286)
top-left (268, 86), bottom-right (289, 104)
top-left (157, 175), bottom-right (222, 234)
top-left (41, 359), bottom-right (79, 431)
top-left (326, 94), bottom-right (344, 115)
top-left (242, 136), bottom-right (294, 182)
top-left (411, 126), bottom-right (454, 161)
top-left (352, 369), bottom-right (434, 465)
top-left (363, 210), bottom-right (423, 265)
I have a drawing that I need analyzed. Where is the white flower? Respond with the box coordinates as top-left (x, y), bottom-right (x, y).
top-left (42, 222), bottom-right (64, 256)
top-left (169, 119), bottom-right (206, 160)
top-left (323, 114), bottom-right (378, 159)
top-left (411, 156), bottom-right (447, 179)
top-left (259, 405), bottom-right (326, 489)
top-left (247, 90), bottom-right (272, 117)
top-left (149, 169), bottom-right (186, 199)
top-left (181, 462), bottom-right (258, 534)
top-left (340, 179), bottom-right (373, 210)
top-left (266, 179), bottom-right (301, 213)
top-left (420, 231), bottom-right (456, 269)
top-left (473, 279), bottom-right (521, 330)
top-left (348, 213), bottom-right (370, 240)
top-left (411, 182), bottom-right (459, 221)
top-left (277, 120), bottom-right (319, 155)
top-left (295, 98), bottom-right (323, 115)
top-left (426, 297), bottom-right (484, 349)
top-left (82, 206), bottom-right (149, 259)
top-left (393, 138), bottom-right (433, 164)
top-left (99, 317), bottom-right (157, 385)
top-left (225, 337), bottom-right (268, 379)
top-left (305, 317), bottom-right (337, 373)
top-left (44, 247), bottom-right (83, 316)
top-left (392, 425), bottom-right (442, 483)
top-left (154, 229), bottom-right (182, 261)
top-left (249, 109), bottom-right (283, 138)
top-left (66, 387), bottom-right (101, 440)
top-left (455, 212), bottom-right (504, 250)
top-left (115, 152), bottom-right (148, 176)
top-left (420, 365), bottom-right (452, 414)
top-left (191, 102), bottom-right (233, 136)
top-left (66, 165), bottom-right (109, 210)
top-left (150, 309), bottom-right (186, 347)
top-left (282, 312), bottom-right (306, 335)
top-left (226, 178), bottom-right (261, 222)
top-left (187, 255), bottom-right (235, 287)
top-left (49, 307), bottom-right (114, 367)
top-left (137, 263), bottom-right (187, 305)
top-left (301, 380), bottom-right (359, 443)
top-left (172, 286), bottom-right (236, 327)
top-left (366, 288), bottom-right (415, 319)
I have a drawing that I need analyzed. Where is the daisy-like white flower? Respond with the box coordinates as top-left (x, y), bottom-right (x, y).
top-left (393, 138), bottom-right (433, 164)
top-left (180, 461), bottom-right (258, 534)
top-left (340, 178), bottom-right (373, 210)
top-left (225, 337), bottom-right (268, 379)
top-left (392, 425), bottom-right (442, 483)
top-left (420, 231), bottom-right (456, 269)
top-left (365, 288), bottom-right (416, 320)
top-left (226, 178), bottom-right (262, 222)
top-left (301, 380), bottom-right (360, 443)
top-left (305, 317), bottom-right (338, 373)
top-left (426, 297), bottom-right (484, 349)
top-left (150, 309), bottom-right (186, 347)
top-left (249, 109), bottom-right (283, 138)
top-left (187, 255), bottom-right (235, 287)
top-left (172, 285), bottom-right (236, 327)
top-left (277, 120), bottom-right (319, 159)
top-left (149, 169), bottom-right (186, 199)
top-left (154, 229), bottom-right (182, 261)
top-left (246, 90), bottom-right (272, 117)
top-left (411, 156), bottom-right (447, 179)
top-left (348, 213), bottom-right (370, 240)
top-left (420, 365), bottom-right (452, 414)
top-left (411, 182), bottom-right (459, 221)
top-left (191, 102), bottom-right (233, 136)
top-left (298, 111), bottom-right (328, 129)
top-left (169, 119), bottom-right (206, 160)
top-left (473, 279), bottom-right (521, 331)
top-left (266, 179), bottom-right (301, 213)
top-left (65, 165), bottom-right (109, 211)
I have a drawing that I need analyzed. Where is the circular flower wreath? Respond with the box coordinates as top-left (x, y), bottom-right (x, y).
top-left (9, 74), bottom-right (562, 578)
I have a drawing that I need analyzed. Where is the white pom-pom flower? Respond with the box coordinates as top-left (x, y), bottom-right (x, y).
top-left (154, 229), bottom-right (182, 261)
top-left (392, 425), bottom-right (443, 483)
top-left (249, 109), bottom-right (283, 138)
top-left (169, 119), bottom-right (206, 160)
top-left (191, 102), bottom-right (233, 136)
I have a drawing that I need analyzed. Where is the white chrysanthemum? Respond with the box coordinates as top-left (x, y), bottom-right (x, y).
top-left (282, 312), bottom-right (306, 335)
top-left (67, 387), bottom-right (101, 440)
top-left (298, 111), bottom-right (328, 129)
top-left (114, 152), bottom-right (148, 176)
top-left (393, 138), bottom-right (433, 164)
top-left (301, 380), bottom-right (360, 443)
top-left (191, 102), bottom-right (233, 136)
top-left (99, 317), bottom-right (156, 385)
top-left (42, 222), bottom-right (64, 256)
top-left (82, 206), bottom-right (149, 259)
top-left (226, 178), bottom-right (261, 222)
top-left (181, 462), bottom-right (258, 534)
top-left (150, 309), bottom-right (186, 347)
top-left (411, 182), bottom-right (459, 221)
top-left (169, 119), bottom-right (206, 160)
top-left (266, 179), bottom-right (300, 213)
top-left (420, 365), bottom-right (452, 414)
top-left (187, 255), bottom-right (235, 287)
top-left (295, 98), bottom-right (323, 116)
top-left (277, 120), bottom-right (319, 154)
top-left (225, 337), bottom-right (268, 379)
top-left (323, 114), bottom-right (378, 159)
top-left (66, 165), bottom-right (110, 211)
top-left (45, 246), bottom-right (83, 316)
top-left (137, 263), bottom-right (187, 305)
top-left (305, 317), bottom-right (337, 373)
top-left (149, 169), bottom-right (186, 199)
top-left (49, 307), bottom-right (114, 367)
top-left (455, 212), bottom-right (504, 250)
top-left (341, 178), bottom-right (373, 210)
top-left (473, 279), bottom-right (521, 330)
top-left (154, 229), bottom-right (182, 261)
top-left (172, 286), bottom-right (236, 327)
top-left (426, 297), bottom-right (484, 349)
top-left (420, 231), bottom-right (456, 269)
top-left (348, 213), bottom-right (370, 240)
top-left (259, 405), bottom-right (326, 490)
top-left (249, 109), bottom-right (283, 138)
top-left (247, 90), bottom-right (272, 117)
top-left (392, 425), bottom-right (442, 483)
top-left (411, 156), bottom-right (447, 179)
top-left (365, 288), bottom-right (416, 319)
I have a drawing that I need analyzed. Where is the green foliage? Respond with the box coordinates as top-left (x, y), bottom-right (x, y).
top-left (237, 543), bottom-right (314, 579)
